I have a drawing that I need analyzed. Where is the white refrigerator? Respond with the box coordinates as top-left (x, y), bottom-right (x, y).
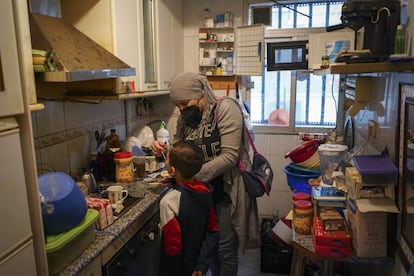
top-left (0, 0), bottom-right (47, 274)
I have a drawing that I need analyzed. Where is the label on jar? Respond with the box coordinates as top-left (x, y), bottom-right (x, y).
top-left (114, 156), bottom-right (134, 182)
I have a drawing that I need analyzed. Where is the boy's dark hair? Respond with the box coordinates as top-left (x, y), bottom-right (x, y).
top-left (169, 140), bottom-right (203, 179)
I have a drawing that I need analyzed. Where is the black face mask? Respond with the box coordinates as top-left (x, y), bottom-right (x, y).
top-left (180, 104), bottom-right (202, 128)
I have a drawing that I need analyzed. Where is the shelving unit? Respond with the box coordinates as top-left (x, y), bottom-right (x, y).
top-left (199, 27), bottom-right (234, 76)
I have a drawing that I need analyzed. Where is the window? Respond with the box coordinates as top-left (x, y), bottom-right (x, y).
top-left (247, 1), bottom-right (344, 130)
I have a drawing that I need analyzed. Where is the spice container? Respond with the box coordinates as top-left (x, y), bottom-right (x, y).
top-left (114, 152), bottom-right (134, 182)
top-left (293, 199), bottom-right (313, 235)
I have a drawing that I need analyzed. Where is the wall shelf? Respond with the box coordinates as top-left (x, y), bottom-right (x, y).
top-left (330, 61), bottom-right (414, 74)
top-left (65, 90), bottom-right (169, 101)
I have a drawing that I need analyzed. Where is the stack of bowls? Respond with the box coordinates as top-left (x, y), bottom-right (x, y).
top-left (284, 140), bottom-right (320, 169)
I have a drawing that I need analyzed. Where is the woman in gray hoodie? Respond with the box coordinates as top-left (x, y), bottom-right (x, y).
top-left (152, 72), bottom-right (259, 276)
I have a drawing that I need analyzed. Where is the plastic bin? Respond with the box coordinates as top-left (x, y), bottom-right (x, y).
top-left (46, 209), bottom-right (99, 275)
top-left (283, 164), bottom-right (320, 193)
top-left (260, 217), bottom-right (293, 274)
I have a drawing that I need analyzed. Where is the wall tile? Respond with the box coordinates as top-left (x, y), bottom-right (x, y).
top-left (39, 143), bottom-right (70, 175)
top-left (35, 101), bottom-right (65, 136)
top-left (64, 100), bottom-right (124, 131)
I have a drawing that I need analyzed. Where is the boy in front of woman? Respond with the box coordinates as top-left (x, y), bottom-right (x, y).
top-left (159, 140), bottom-right (218, 276)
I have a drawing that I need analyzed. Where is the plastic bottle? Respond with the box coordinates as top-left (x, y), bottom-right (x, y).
top-left (156, 121), bottom-right (170, 145)
top-left (226, 54), bottom-right (234, 74)
top-left (394, 25), bottom-right (405, 54)
top-left (200, 8), bottom-right (213, 28)
top-left (106, 129), bottom-right (122, 152)
top-left (221, 56), bottom-right (228, 75)
top-left (104, 129), bottom-right (121, 181)
top-left (321, 54), bottom-right (330, 69)
top-left (89, 151), bottom-right (101, 181)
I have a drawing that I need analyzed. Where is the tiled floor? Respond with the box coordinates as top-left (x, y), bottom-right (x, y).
top-left (207, 247), bottom-right (289, 276)
top-left (238, 247), bottom-right (288, 276)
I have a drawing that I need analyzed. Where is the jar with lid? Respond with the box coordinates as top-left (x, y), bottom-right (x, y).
top-left (293, 199), bottom-right (313, 235)
top-left (114, 151), bottom-right (135, 183)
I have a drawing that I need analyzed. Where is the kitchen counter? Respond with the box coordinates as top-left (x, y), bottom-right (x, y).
top-left (58, 186), bottom-right (166, 276)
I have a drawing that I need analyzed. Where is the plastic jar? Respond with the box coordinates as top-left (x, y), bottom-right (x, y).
top-left (293, 199), bottom-right (313, 235)
top-left (114, 152), bottom-right (134, 183)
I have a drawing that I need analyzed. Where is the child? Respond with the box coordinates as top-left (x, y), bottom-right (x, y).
top-left (159, 140), bottom-right (218, 276)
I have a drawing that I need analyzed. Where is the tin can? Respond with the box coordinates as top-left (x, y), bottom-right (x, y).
top-left (114, 152), bottom-right (134, 182)
top-left (293, 199), bottom-right (313, 235)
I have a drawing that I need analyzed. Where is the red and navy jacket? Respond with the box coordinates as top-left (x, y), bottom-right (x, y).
top-left (159, 179), bottom-right (218, 276)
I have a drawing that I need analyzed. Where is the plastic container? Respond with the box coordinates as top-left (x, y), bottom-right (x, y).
top-left (114, 151), bottom-right (134, 182)
top-left (295, 150), bottom-right (320, 169)
top-left (293, 199), bottom-right (313, 235)
top-left (283, 164), bottom-right (320, 192)
top-left (38, 172), bottom-right (88, 235)
top-left (285, 140), bottom-right (319, 164)
top-left (46, 209), bottom-right (99, 275)
top-left (318, 144), bottom-right (348, 185)
top-left (352, 154), bottom-right (398, 185)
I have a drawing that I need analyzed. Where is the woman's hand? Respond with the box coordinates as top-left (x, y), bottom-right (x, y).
top-left (151, 140), bottom-right (166, 157)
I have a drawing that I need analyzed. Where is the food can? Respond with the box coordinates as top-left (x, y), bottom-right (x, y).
top-left (293, 199), bottom-right (313, 235)
top-left (114, 152), bottom-right (134, 182)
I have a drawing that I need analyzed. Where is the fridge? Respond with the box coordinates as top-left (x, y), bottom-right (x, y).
top-left (0, 0), bottom-right (48, 274)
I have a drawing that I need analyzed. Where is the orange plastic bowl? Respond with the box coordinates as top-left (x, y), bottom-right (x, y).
top-left (284, 140), bottom-right (318, 164)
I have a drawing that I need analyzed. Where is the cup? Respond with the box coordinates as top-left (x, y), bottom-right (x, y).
top-left (107, 185), bottom-right (128, 204)
top-left (145, 156), bottom-right (157, 172)
top-left (133, 156), bottom-right (146, 178)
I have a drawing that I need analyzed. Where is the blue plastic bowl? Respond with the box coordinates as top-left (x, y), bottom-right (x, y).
top-left (283, 165), bottom-right (320, 192)
top-left (38, 172), bottom-right (87, 235)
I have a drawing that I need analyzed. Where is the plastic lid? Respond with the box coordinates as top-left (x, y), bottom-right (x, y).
top-left (114, 151), bottom-right (132, 159)
top-left (318, 143), bottom-right (348, 153)
top-left (292, 192), bottom-right (311, 202)
top-left (294, 199), bottom-right (312, 209)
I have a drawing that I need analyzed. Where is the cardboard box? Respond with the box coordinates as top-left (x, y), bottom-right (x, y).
top-left (346, 198), bottom-right (398, 257)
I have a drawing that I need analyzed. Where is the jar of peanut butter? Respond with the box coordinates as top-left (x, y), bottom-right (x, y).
top-left (114, 152), bottom-right (134, 183)
top-left (293, 199), bottom-right (313, 235)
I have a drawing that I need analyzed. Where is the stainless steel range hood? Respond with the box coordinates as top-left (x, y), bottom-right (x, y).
top-left (29, 13), bottom-right (135, 82)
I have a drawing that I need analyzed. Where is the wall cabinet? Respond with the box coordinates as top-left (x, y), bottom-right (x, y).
top-left (155, 0), bottom-right (183, 90)
top-left (63, 0), bottom-right (183, 93)
top-left (112, 0), bottom-right (183, 92)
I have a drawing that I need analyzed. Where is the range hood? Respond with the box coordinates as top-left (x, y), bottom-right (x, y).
top-left (29, 13), bottom-right (135, 82)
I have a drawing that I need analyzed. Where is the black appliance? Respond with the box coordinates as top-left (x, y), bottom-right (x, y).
top-left (103, 212), bottom-right (161, 276)
top-left (327, 0), bottom-right (401, 61)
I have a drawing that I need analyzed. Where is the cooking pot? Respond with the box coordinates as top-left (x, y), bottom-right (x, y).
top-left (38, 172), bottom-right (87, 235)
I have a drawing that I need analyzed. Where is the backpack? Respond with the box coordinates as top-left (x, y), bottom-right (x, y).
top-left (216, 97), bottom-right (273, 198)
top-left (238, 127), bottom-right (273, 197)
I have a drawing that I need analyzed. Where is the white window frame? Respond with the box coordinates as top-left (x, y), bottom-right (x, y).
top-left (243, 1), bottom-right (346, 135)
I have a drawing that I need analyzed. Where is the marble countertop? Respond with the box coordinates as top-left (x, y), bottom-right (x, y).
top-left (59, 187), bottom-right (166, 276)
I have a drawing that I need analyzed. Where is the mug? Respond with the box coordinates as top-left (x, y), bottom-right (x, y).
top-left (107, 185), bottom-right (128, 204)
